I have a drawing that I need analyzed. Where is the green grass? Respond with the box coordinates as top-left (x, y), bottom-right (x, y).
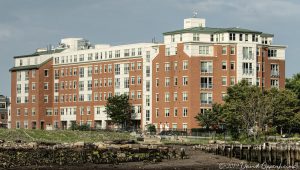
top-left (0, 129), bottom-right (132, 143)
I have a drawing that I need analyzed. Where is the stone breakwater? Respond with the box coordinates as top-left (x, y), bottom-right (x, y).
top-left (0, 140), bottom-right (177, 169)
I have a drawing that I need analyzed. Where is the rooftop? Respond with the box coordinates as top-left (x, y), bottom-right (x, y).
top-left (163, 26), bottom-right (272, 36)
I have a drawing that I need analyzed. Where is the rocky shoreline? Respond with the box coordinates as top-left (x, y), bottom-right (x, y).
top-left (0, 140), bottom-right (181, 169)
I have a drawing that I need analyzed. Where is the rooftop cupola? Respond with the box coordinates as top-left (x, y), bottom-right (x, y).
top-left (184, 18), bottom-right (206, 29)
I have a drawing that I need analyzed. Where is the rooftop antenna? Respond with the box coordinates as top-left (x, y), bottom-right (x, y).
top-left (193, 11), bottom-right (198, 18)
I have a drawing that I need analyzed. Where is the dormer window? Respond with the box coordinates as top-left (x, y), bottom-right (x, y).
top-left (229, 33), bottom-right (236, 41)
top-left (193, 33), bottom-right (200, 41)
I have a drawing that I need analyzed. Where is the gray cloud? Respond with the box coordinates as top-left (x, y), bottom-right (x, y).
top-left (0, 0), bottom-right (299, 96)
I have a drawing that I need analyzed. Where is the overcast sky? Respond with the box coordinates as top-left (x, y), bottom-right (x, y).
top-left (0, 0), bottom-right (299, 96)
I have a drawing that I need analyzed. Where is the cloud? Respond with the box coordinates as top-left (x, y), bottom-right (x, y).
top-left (174, 0), bottom-right (300, 20)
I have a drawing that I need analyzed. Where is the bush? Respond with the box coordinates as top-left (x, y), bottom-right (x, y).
top-left (147, 124), bottom-right (156, 134)
top-left (69, 123), bottom-right (91, 131)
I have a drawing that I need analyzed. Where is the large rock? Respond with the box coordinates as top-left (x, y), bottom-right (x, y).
top-left (73, 142), bottom-right (84, 148)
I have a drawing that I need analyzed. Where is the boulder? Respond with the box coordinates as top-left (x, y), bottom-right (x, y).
top-left (73, 142), bottom-right (84, 148)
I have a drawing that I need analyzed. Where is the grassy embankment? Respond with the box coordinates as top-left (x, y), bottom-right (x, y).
top-left (0, 129), bottom-right (132, 143)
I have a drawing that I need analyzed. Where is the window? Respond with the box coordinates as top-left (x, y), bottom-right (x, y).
top-left (242, 63), bottom-right (253, 75)
top-left (138, 48), bottom-right (142, 55)
top-left (230, 62), bottom-right (235, 70)
top-left (79, 67), bottom-right (84, 77)
top-left (200, 93), bottom-right (212, 104)
top-left (124, 49), bottom-right (130, 57)
top-left (183, 61), bottom-right (188, 70)
top-left (165, 92), bottom-right (170, 102)
top-left (115, 64), bottom-right (120, 75)
top-left (193, 33), bottom-right (200, 41)
top-left (32, 108), bottom-right (36, 116)
top-left (146, 110), bottom-right (150, 121)
top-left (25, 84), bottom-right (29, 93)
top-left (183, 92), bottom-right (188, 101)
top-left (88, 67), bottom-right (92, 77)
top-left (174, 61), bottom-right (178, 70)
top-left (243, 47), bottom-right (253, 59)
top-left (183, 123), bottom-right (188, 131)
top-left (32, 95), bottom-right (36, 103)
top-left (24, 96), bottom-right (28, 103)
top-left (24, 108), bottom-right (28, 116)
top-left (44, 95), bottom-right (48, 103)
top-left (146, 95), bottom-right (150, 106)
top-left (222, 61), bottom-right (227, 70)
top-left (271, 79), bottom-right (279, 88)
top-left (199, 46), bottom-right (209, 55)
top-left (239, 34), bottom-right (243, 41)
top-left (156, 78), bottom-right (159, 87)
top-left (222, 77), bottom-right (227, 86)
top-left (131, 76), bottom-right (135, 85)
top-left (230, 47), bottom-right (235, 55)
top-left (165, 63), bottom-right (170, 71)
top-left (146, 66), bottom-right (150, 77)
top-left (137, 62), bottom-right (142, 70)
top-left (156, 63), bottom-right (159, 72)
top-left (174, 92), bottom-right (178, 101)
top-left (183, 108), bottom-right (188, 117)
top-left (137, 91), bottom-right (142, 99)
top-left (222, 46), bottom-right (227, 55)
top-left (171, 35), bottom-right (175, 42)
top-left (25, 71), bottom-right (29, 80)
top-left (156, 108), bottom-right (159, 117)
top-left (210, 34), bottom-right (214, 42)
top-left (268, 49), bottom-right (277, 57)
top-left (146, 51), bottom-right (150, 62)
top-left (201, 77), bottom-right (213, 89)
top-left (88, 80), bottom-right (92, 90)
top-left (174, 108), bottom-right (178, 117)
top-left (17, 84), bottom-right (21, 94)
top-left (183, 77), bottom-right (188, 85)
top-left (230, 77), bottom-right (235, 86)
top-left (124, 77), bottom-right (129, 88)
top-left (201, 61), bottom-right (213, 73)
top-left (131, 62), bottom-right (135, 70)
top-left (229, 33), bottom-right (236, 41)
top-left (44, 83), bottom-right (49, 90)
top-left (124, 63), bottom-right (130, 74)
top-left (146, 81), bottom-right (150, 91)
top-left (137, 76), bottom-right (142, 84)
top-left (17, 97), bottom-right (21, 104)
top-left (256, 78), bottom-right (260, 86)
top-left (44, 69), bottom-right (49, 77)
top-left (271, 64), bottom-right (279, 76)
top-left (79, 81), bottom-right (84, 91)
top-left (165, 77), bottom-right (170, 87)
top-left (174, 77), bottom-right (178, 86)
top-left (17, 72), bottom-right (21, 81)
top-left (16, 121), bottom-right (20, 129)
top-left (245, 34), bottom-right (248, 41)
top-left (165, 108), bottom-right (170, 117)
top-left (32, 70), bottom-right (36, 78)
top-left (17, 108), bottom-right (21, 116)
top-left (131, 48), bottom-right (135, 56)
top-left (155, 93), bottom-right (159, 102)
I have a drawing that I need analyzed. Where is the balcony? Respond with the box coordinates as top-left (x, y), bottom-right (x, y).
top-left (242, 69), bottom-right (254, 75)
top-left (271, 71), bottom-right (280, 78)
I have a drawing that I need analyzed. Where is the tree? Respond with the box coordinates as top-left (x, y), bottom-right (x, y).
top-left (105, 94), bottom-right (132, 129)
top-left (265, 88), bottom-right (299, 134)
top-left (222, 80), bottom-right (265, 138)
top-left (286, 73), bottom-right (300, 100)
top-left (195, 103), bottom-right (222, 130)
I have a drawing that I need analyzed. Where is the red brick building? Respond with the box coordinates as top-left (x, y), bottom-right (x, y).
top-left (9, 18), bottom-right (285, 130)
